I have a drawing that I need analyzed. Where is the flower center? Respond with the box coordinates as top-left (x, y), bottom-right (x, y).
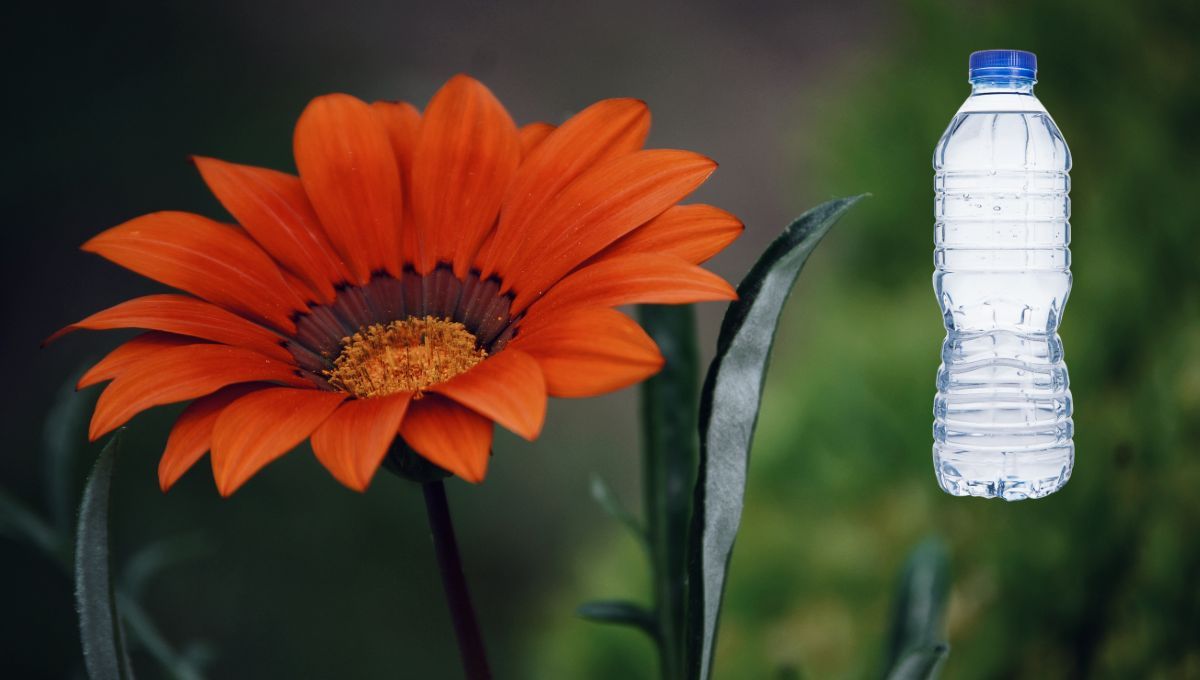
top-left (325, 316), bottom-right (487, 398)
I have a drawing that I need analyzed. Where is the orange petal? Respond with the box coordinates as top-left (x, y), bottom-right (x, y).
top-left (503, 150), bottom-right (716, 313)
top-left (159, 383), bottom-right (262, 492)
top-left (211, 387), bottom-right (347, 496)
top-left (371, 101), bottom-right (421, 177)
top-left (50, 294), bottom-right (294, 363)
top-left (371, 101), bottom-right (422, 265)
top-left (89, 344), bottom-right (310, 441)
top-left (193, 156), bottom-right (350, 302)
top-left (410, 75), bottom-right (520, 276)
top-left (82, 211), bottom-right (307, 332)
top-left (78, 332), bottom-right (195, 389)
top-left (518, 122), bottom-right (555, 158)
top-left (399, 395), bottom-right (493, 483)
top-left (593, 204), bottom-right (743, 265)
top-left (523, 253), bottom-right (736, 322)
top-left (511, 307), bottom-right (664, 398)
top-left (482, 98), bottom-right (649, 278)
top-left (310, 392), bottom-right (412, 491)
top-left (294, 93), bottom-right (403, 283)
top-left (430, 348), bottom-right (546, 440)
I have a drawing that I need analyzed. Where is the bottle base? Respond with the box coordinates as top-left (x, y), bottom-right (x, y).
top-left (933, 444), bottom-right (1073, 501)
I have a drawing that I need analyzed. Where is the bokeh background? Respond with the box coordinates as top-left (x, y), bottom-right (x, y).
top-left (4, 0), bottom-right (1198, 677)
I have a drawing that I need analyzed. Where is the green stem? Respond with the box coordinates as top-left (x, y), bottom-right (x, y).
top-left (422, 480), bottom-right (491, 680)
top-left (639, 305), bottom-right (701, 680)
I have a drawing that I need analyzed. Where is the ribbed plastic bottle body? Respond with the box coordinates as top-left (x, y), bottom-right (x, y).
top-left (932, 82), bottom-right (1074, 500)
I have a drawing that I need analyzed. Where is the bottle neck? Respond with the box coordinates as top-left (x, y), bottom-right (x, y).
top-left (970, 77), bottom-right (1036, 95)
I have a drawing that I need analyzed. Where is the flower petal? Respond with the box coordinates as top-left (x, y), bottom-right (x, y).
top-left (89, 344), bottom-right (310, 441)
top-left (593, 204), bottom-right (743, 265)
top-left (371, 101), bottom-right (422, 265)
top-left (517, 122), bottom-right (555, 158)
top-left (500, 150), bottom-right (716, 314)
top-left (50, 294), bottom-right (294, 363)
top-left (294, 93), bottom-right (404, 283)
top-left (159, 383), bottom-right (262, 492)
top-left (523, 253), bottom-right (736, 322)
top-left (481, 98), bottom-right (649, 278)
top-left (82, 211), bottom-right (308, 332)
top-left (310, 392), bottom-right (413, 491)
top-left (511, 307), bottom-right (664, 398)
top-left (78, 332), bottom-right (195, 389)
top-left (430, 348), bottom-right (546, 440)
top-left (400, 395), bottom-right (493, 483)
top-left (193, 156), bottom-right (350, 301)
top-left (370, 101), bottom-right (421, 177)
top-left (410, 75), bottom-right (520, 276)
top-left (211, 387), bottom-right (348, 496)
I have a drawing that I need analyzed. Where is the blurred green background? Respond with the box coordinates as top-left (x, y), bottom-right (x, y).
top-left (3, 0), bottom-right (1197, 677)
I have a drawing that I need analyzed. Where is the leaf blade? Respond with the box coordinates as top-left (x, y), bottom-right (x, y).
top-left (577, 600), bottom-right (658, 640)
top-left (75, 433), bottom-right (135, 680)
top-left (589, 474), bottom-right (644, 542)
top-left (885, 643), bottom-right (950, 680)
top-left (884, 538), bottom-right (951, 679)
top-left (686, 195), bottom-right (866, 679)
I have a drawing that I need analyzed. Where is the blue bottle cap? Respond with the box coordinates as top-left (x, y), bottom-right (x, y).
top-left (968, 49), bottom-right (1037, 80)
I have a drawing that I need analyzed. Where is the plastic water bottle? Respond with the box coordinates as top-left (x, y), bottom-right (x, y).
top-left (932, 49), bottom-right (1073, 500)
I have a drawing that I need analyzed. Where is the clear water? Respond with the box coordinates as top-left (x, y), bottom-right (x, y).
top-left (932, 78), bottom-right (1074, 500)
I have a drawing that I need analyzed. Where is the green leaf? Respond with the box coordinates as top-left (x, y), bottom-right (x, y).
top-left (577, 600), bottom-right (658, 640)
top-left (685, 195), bottom-right (866, 679)
top-left (884, 644), bottom-right (949, 680)
top-left (883, 538), bottom-right (951, 679)
top-left (589, 475), bottom-right (644, 541)
top-left (75, 433), bottom-right (136, 680)
top-left (638, 304), bottom-right (701, 679)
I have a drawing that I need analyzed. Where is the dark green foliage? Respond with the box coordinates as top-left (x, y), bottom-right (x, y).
top-left (578, 600), bottom-right (658, 639)
top-left (883, 539), bottom-right (950, 679)
top-left (581, 304), bottom-right (702, 679)
top-left (1, 376), bottom-right (210, 679)
top-left (640, 305), bottom-right (703, 679)
top-left (75, 434), bottom-right (136, 680)
top-left (884, 644), bottom-right (949, 680)
top-left (686, 197), bottom-right (864, 679)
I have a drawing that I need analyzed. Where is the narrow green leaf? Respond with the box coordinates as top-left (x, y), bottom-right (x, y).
top-left (883, 538), bottom-right (951, 679)
top-left (884, 643), bottom-right (949, 680)
top-left (639, 304), bottom-right (701, 680)
top-left (589, 475), bottom-right (644, 541)
top-left (75, 433), bottom-right (135, 680)
top-left (577, 600), bottom-right (658, 640)
top-left (686, 195), bottom-right (866, 679)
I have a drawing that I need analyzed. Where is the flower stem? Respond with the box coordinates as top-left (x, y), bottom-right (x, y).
top-left (422, 480), bottom-right (491, 680)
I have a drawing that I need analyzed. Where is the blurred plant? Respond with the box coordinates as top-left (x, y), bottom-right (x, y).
top-left (0, 375), bottom-right (211, 679)
top-left (882, 539), bottom-right (950, 680)
top-left (581, 197), bottom-right (951, 679)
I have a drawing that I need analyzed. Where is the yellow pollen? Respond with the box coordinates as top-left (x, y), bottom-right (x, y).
top-left (325, 316), bottom-right (486, 398)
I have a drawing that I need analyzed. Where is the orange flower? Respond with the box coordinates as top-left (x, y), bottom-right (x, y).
top-left (53, 75), bottom-right (741, 496)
